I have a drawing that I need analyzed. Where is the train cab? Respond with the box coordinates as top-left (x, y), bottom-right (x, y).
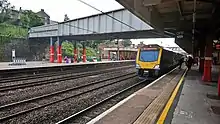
top-left (136, 44), bottom-right (183, 78)
top-left (136, 44), bottom-right (162, 77)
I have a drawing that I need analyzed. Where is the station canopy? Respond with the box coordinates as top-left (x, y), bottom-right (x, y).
top-left (116, 0), bottom-right (219, 53)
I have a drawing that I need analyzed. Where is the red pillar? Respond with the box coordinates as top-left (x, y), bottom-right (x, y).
top-left (74, 42), bottom-right (77, 63)
top-left (202, 35), bottom-right (213, 82)
top-left (50, 37), bottom-right (54, 63)
top-left (82, 42), bottom-right (86, 62)
top-left (57, 37), bottom-right (62, 63)
top-left (218, 73), bottom-right (220, 96)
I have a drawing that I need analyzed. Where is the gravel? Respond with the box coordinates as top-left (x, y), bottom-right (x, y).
top-left (1, 73), bottom-right (140, 124)
top-left (0, 66), bottom-right (133, 88)
top-left (0, 73), bottom-right (135, 118)
top-left (0, 68), bottom-right (135, 106)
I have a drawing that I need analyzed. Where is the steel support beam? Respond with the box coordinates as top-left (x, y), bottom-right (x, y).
top-left (116, 0), bottom-right (164, 32)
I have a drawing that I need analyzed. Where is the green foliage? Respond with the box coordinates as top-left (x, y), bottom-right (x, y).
top-left (0, 24), bottom-right (27, 60)
top-left (1, 0), bottom-right (44, 28)
top-left (76, 43), bottom-right (82, 48)
top-left (86, 47), bottom-right (97, 57)
top-left (0, 0), bottom-right (15, 23)
top-left (122, 39), bottom-right (132, 47)
top-left (21, 10), bottom-right (44, 28)
top-left (0, 23), bottom-right (27, 38)
top-left (62, 41), bottom-right (74, 57)
top-left (20, 14), bottom-right (30, 28)
top-left (62, 41), bottom-right (98, 59)
top-left (84, 40), bottom-right (103, 49)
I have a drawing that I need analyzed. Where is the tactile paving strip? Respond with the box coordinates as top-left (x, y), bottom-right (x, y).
top-left (90, 69), bottom-right (183, 124)
top-left (133, 71), bottom-right (183, 124)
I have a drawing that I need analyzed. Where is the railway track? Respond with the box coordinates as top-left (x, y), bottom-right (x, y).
top-left (0, 65), bottom-right (134, 84)
top-left (0, 72), bottom-right (136, 122)
top-left (0, 66), bottom-right (133, 92)
top-left (56, 78), bottom-right (148, 124)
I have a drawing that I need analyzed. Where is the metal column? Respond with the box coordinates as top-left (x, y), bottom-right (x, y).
top-left (202, 35), bottom-right (213, 82)
top-left (82, 42), bottom-right (86, 62)
top-left (57, 37), bottom-right (62, 63)
top-left (74, 41), bottom-right (78, 63)
top-left (50, 37), bottom-right (54, 63)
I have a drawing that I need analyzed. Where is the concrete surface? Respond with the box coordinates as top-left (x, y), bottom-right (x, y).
top-left (87, 68), bottom-right (183, 124)
top-left (0, 60), bottom-right (132, 70)
top-left (171, 66), bottom-right (220, 124)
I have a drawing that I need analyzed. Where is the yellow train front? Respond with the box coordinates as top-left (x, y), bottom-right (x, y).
top-left (136, 44), bottom-right (182, 78)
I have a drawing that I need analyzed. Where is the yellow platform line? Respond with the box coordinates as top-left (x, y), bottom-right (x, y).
top-left (157, 69), bottom-right (188, 124)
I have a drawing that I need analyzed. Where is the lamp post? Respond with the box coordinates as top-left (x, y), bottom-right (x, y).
top-left (97, 50), bottom-right (101, 61)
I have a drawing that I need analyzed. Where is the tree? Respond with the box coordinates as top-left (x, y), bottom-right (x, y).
top-left (62, 41), bottom-right (73, 57)
top-left (20, 14), bottom-right (30, 28)
top-left (0, 0), bottom-right (14, 23)
top-left (21, 10), bottom-right (44, 27)
top-left (86, 47), bottom-right (96, 57)
top-left (122, 39), bottom-right (132, 47)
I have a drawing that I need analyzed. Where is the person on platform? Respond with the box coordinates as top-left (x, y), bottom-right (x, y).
top-left (187, 56), bottom-right (194, 71)
top-left (194, 57), bottom-right (198, 66)
top-left (64, 56), bottom-right (68, 63)
top-left (178, 57), bottom-right (185, 69)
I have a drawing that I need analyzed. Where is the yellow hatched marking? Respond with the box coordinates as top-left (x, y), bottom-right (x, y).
top-left (157, 69), bottom-right (188, 124)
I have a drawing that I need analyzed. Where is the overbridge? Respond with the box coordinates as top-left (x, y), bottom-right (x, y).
top-left (28, 9), bottom-right (173, 41)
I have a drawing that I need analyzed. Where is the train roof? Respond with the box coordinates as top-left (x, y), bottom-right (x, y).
top-left (163, 47), bottom-right (184, 55)
top-left (141, 44), bottom-right (184, 55)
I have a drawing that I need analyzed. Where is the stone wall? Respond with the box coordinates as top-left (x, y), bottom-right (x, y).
top-left (1, 38), bottom-right (49, 62)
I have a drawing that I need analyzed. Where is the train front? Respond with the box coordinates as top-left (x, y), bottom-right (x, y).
top-left (136, 45), bottom-right (162, 78)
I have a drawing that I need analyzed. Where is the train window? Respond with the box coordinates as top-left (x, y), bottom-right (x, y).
top-left (139, 50), bottom-right (159, 62)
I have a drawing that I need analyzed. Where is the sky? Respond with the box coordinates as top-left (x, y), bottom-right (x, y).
top-left (9, 0), bottom-right (123, 21)
top-left (9, 0), bottom-right (178, 47)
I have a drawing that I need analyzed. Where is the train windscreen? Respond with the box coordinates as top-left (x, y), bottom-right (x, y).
top-left (139, 50), bottom-right (159, 62)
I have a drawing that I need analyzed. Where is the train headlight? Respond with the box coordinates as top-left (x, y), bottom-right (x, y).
top-left (154, 65), bottom-right (160, 70)
top-left (136, 64), bottom-right (140, 69)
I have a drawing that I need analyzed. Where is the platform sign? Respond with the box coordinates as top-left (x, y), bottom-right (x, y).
top-left (12, 49), bottom-right (15, 58)
top-left (12, 49), bottom-right (16, 62)
top-left (216, 44), bottom-right (220, 50)
top-left (176, 31), bottom-right (184, 39)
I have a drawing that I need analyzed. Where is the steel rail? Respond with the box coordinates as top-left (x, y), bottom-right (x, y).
top-left (56, 79), bottom-right (148, 124)
top-left (0, 74), bottom-right (136, 122)
top-left (0, 65), bottom-right (133, 84)
top-left (0, 72), bottom-right (135, 109)
top-left (0, 66), bottom-right (133, 92)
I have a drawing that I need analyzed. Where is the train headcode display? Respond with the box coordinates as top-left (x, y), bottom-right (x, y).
top-left (141, 48), bottom-right (158, 51)
top-left (141, 45), bottom-right (160, 51)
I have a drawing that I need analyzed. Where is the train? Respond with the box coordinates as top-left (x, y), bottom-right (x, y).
top-left (136, 44), bottom-right (183, 78)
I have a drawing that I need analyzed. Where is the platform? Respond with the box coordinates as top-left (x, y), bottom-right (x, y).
top-left (87, 65), bottom-right (220, 124)
top-left (169, 66), bottom-right (220, 124)
top-left (87, 67), bottom-right (186, 124)
top-left (0, 60), bottom-right (133, 71)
